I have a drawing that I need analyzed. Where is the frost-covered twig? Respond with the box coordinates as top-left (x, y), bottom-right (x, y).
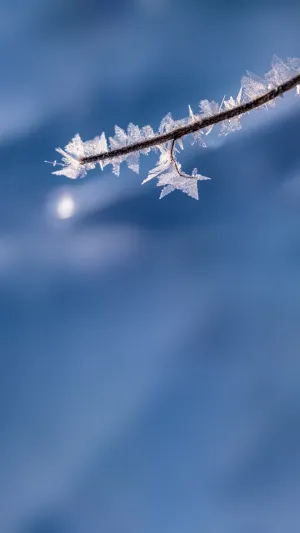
top-left (49, 56), bottom-right (300, 200)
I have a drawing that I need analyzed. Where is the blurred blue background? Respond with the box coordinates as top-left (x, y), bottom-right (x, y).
top-left (1, 0), bottom-right (300, 531)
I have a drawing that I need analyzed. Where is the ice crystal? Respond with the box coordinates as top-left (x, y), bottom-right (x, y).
top-left (157, 165), bottom-right (210, 200)
top-left (220, 88), bottom-right (243, 136)
top-left (286, 58), bottom-right (300, 95)
top-left (142, 143), bottom-right (209, 200)
top-left (188, 105), bottom-right (206, 147)
top-left (84, 132), bottom-right (108, 170)
top-left (142, 143), bottom-right (172, 184)
top-left (52, 133), bottom-right (108, 179)
top-left (159, 113), bottom-right (177, 134)
top-left (199, 99), bottom-right (220, 134)
top-left (265, 55), bottom-right (295, 87)
top-left (108, 123), bottom-right (155, 174)
top-left (241, 72), bottom-right (274, 107)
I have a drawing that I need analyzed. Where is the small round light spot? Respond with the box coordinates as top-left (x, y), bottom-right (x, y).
top-left (56, 195), bottom-right (75, 219)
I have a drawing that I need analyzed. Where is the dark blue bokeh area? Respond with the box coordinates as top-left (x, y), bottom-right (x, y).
top-left (1, 1), bottom-right (300, 531)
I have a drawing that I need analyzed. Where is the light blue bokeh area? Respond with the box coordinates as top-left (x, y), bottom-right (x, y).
top-left (1, 1), bottom-right (300, 531)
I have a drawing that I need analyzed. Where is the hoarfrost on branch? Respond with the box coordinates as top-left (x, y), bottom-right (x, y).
top-left (49, 55), bottom-right (300, 201)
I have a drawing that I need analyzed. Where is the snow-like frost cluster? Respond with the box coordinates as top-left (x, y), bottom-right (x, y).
top-left (50, 55), bottom-right (300, 200)
top-left (142, 142), bottom-right (210, 200)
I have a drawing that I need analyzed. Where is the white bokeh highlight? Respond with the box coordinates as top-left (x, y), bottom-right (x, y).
top-left (55, 195), bottom-right (76, 219)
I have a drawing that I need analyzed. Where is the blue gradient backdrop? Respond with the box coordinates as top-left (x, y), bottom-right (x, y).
top-left (1, 1), bottom-right (300, 531)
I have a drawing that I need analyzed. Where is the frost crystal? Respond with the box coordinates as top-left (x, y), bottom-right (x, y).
top-left (52, 149), bottom-right (85, 179)
top-left (241, 72), bottom-right (276, 108)
top-left (142, 143), bottom-right (209, 200)
top-left (220, 89), bottom-right (243, 136)
top-left (159, 113), bottom-right (177, 134)
top-left (108, 123), bottom-right (155, 174)
top-left (199, 100), bottom-right (220, 134)
top-left (265, 55), bottom-right (294, 87)
top-left (157, 166), bottom-right (210, 200)
top-left (84, 132), bottom-right (108, 170)
top-left (286, 58), bottom-right (300, 96)
top-left (53, 133), bottom-right (107, 179)
top-left (142, 143), bottom-right (172, 184)
top-left (188, 105), bottom-right (206, 147)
